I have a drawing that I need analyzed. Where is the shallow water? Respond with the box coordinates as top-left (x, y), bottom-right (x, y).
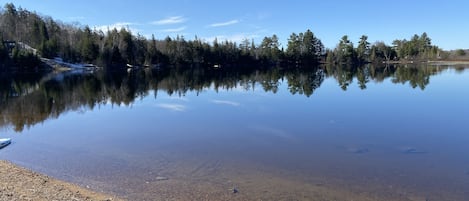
top-left (1, 65), bottom-right (469, 200)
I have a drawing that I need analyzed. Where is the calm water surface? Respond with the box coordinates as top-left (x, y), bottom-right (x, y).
top-left (1, 65), bottom-right (469, 200)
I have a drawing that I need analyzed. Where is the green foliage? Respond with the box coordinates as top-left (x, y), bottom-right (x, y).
top-left (286, 29), bottom-right (323, 64)
top-left (370, 42), bottom-right (396, 62)
top-left (326, 33), bottom-right (440, 65)
top-left (80, 26), bottom-right (99, 62)
top-left (456, 49), bottom-right (466, 56)
top-left (356, 35), bottom-right (370, 63)
top-left (392, 32), bottom-right (439, 60)
top-left (260, 34), bottom-right (282, 62)
top-left (11, 46), bottom-right (41, 68)
top-left (145, 35), bottom-right (164, 65)
top-left (119, 28), bottom-right (134, 64)
top-left (286, 33), bottom-right (301, 61)
top-left (303, 30), bottom-right (324, 61)
top-left (330, 35), bottom-right (356, 64)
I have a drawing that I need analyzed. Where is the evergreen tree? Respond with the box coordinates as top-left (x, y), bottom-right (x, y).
top-left (118, 28), bottom-right (134, 64)
top-left (286, 33), bottom-right (301, 62)
top-left (134, 34), bottom-right (147, 65)
top-left (239, 38), bottom-right (250, 56)
top-left (270, 34), bottom-right (281, 61)
top-left (80, 26), bottom-right (99, 62)
top-left (260, 35), bottom-right (281, 62)
top-left (250, 39), bottom-right (257, 59)
top-left (302, 29), bottom-right (323, 63)
top-left (145, 34), bottom-right (162, 65)
top-left (335, 35), bottom-right (355, 63)
top-left (356, 35), bottom-right (370, 63)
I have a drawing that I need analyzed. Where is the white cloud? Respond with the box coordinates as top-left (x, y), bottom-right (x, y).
top-left (204, 33), bottom-right (260, 44)
top-left (156, 103), bottom-right (186, 112)
top-left (209, 19), bottom-right (240, 27)
top-left (257, 12), bottom-right (271, 20)
top-left (94, 22), bottom-right (141, 33)
top-left (211, 99), bottom-right (240, 106)
top-left (151, 16), bottom-right (186, 25)
top-left (161, 26), bottom-right (187, 33)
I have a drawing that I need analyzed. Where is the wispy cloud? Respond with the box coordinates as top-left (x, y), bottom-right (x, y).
top-left (94, 22), bottom-right (141, 33)
top-left (257, 12), bottom-right (271, 20)
top-left (211, 99), bottom-right (240, 106)
top-left (204, 33), bottom-right (260, 44)
top-left (156, 103), bottom-right (186, 112)
top-left (203, 27), bottom-right (267, 43)
top-left (209, 19), bottom-right (240, 27)
top-left (161, 26), bottom-right (187, 33)
top-left (151, 16), bottom-right (186, 25)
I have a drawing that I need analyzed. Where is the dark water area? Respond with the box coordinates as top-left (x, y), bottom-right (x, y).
top-left (1, 64), bottom-right (469, 200)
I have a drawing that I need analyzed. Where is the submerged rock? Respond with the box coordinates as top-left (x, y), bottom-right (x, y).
top-left (347, 147), bottom-right (369, 154)
top-left (231, 187), bottom-right (238, 194)
top-left (401, 147), bottom-right (427, 154)
top-left (155, 176), bottom-right (169, 181)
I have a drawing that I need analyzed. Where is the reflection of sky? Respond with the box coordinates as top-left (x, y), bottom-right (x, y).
top-left (156, 103), bottom-right (187, 112)
top-left (1, 69), bottom-right (469, 199)
top-left (210, 99), bottom-right (240, 107)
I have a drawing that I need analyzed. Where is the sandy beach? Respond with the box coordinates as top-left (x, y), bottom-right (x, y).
top-left (0, 160), bottom-right (122, 201)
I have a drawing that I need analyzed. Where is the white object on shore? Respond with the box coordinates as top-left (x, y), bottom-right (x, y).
top-left (0, 138), bottom-right (11, 149)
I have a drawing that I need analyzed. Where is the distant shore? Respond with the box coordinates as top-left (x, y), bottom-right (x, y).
top-left (0, 160), bottom-right (122, 201)
top-left (426, 60), bottom-right (469, 65)
top-left (383, 60), bottom-right (469, 65)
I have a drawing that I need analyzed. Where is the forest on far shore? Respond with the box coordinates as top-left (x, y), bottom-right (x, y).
top-left (1, 3), bottom-right (466, 71)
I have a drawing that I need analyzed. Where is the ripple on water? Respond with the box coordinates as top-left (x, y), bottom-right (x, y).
top-left (347, 147), bottom-right (370, 154)
top-left (400, 147), bottom-right (427, 154)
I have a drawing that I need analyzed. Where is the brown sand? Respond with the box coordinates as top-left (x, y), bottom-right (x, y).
top-left (0, 160), bottom-right (122, 201)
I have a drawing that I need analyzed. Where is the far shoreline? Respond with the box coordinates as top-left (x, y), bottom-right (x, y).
top-left (382, 60), bottom-right (469, 65)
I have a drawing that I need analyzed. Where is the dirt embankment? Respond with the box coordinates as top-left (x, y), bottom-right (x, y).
top-left (0, 160), bottom-right (122, 201)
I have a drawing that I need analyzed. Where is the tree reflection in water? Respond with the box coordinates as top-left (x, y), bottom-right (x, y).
top-left (0, 64), bottom-right (459, 132)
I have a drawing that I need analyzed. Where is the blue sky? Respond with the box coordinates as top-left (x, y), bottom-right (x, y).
top-left (3, 0), bottom-right (469, 50)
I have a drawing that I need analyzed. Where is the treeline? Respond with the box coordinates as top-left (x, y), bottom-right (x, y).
top-left (1, 3), bottom-right (443, 70)
top-left (326, 33), bottom-right (441, 64)
top-left (0, 3), bottom-right (324, 69)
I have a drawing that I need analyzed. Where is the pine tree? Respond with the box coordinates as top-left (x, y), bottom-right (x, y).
top-left (286, 33), bottom-right (301, 62)
top-left (356, 35), bottom-right (370, 63)
top-left (336, 35), bottom-right (355, 63)
top-left (302, 29), bottom-right (323, 63)
top-left (80, 26), bottom-right (98, 62)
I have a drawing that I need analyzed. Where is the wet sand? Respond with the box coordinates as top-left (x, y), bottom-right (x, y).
top-left (0, 160), bottom-right (121, 201)
top-left (2, 158), bottom-right (465, 201)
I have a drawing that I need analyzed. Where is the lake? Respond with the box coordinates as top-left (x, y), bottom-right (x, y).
top-left (1, 64), bottom-right (469, 200)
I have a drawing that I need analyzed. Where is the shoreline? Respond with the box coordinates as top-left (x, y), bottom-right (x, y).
top-left (382, 60), bottom-right (469, 65)
top-left (426, 60), bottom-right (469, 65)
top-left (0, 160), bottom-right (122, 201)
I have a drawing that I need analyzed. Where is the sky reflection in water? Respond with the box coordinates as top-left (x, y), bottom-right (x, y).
top-left (0, 65), bottom-right (468, 200)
